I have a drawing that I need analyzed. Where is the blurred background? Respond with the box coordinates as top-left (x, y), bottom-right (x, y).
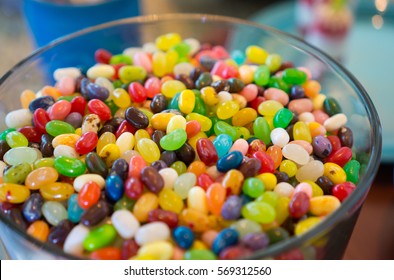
top-left (0, 0), bottom-right (393, 259)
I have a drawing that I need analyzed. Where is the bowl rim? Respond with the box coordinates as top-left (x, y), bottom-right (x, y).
top-left (0, 13), bottom-right (382, 260)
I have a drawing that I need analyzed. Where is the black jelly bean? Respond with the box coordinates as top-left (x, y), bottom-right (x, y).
top-left (227, 78), bottom-right (245, 93)
top-left (40, 134), bottom-right (54, 157)
top-left (140, 166), bottom-right (164, 193)
top-left (98, 124), bottom-right (116, 137)
top-left (195, 72), bottom-right (213, 89)
top-left (150, 94), bottom-right (168, 114)
top-left (266, 227), bottom-right (290, 245)
top-left (48, 220), bottom-right (74, 246)
top-left (110, 158), bottom-right (129, 180)
top-left (199, 55), bottom-right (217, 71)
top-left (189, 67), bottom-right (203, 82)
top-left (160, 151), bottom-right (178, 166)
top-left (290, 85), bottom-right (305, 100)
top-left (86, 83), bottom-right (110, 101)
top-left (238, 158), bottom-right (261, 178)
top-left (175, 143), bottom-right (196, 166)
top-left (125, 107), bottom-right (149, 129)
top-left (86, 152), bottom-right (108, 177)
top-left (176, 74), bottom-right (194, 89)
top-left (104, 117), bottom-right (124, 129)
top-left (338, 126), bottom-right (353, 148)
top-left (22, 193), bottom-right (44, 223)
top-left (152, 130), bottom-right (165, 152)
top-left (28, 96), bottom-right (55, 113)
top-left (80, 200), bottom-right (110, 227)
top-left (274, 171), bottom-right (290, 183)
top-left (151, 160), bottom-right (167, 171)
top-left (316, 175), bottom-right (335, 195)
top-left (0, 140), bottom-right (11, 159)
top-left (7, 208), bottom-right (27, 230)
top-left (211, 79), bottom-right (230, 93)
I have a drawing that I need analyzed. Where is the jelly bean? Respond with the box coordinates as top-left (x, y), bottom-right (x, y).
top-left (266, 227), bottom-right (290, 244)
top-left (167, 115), bottom-right (186, 135)
top-left (196, 138), bottom-right (218, 166)
top-left (323, 162), bottom-right (347, 185)
top-left (295, 160), bottom-right (324, 182)
top-left (332, 181), bottom-right (356, 201)
top-left (52, 133), bottom-right (80, 149)
top-left (139, 166), bottom-right (164, 193)
top-left (337, 126), bottom-right (353, 148)
top-left (110, 158), bottom-right (129, 180)
top-left (3, 147), bottom-right (39, 166)
top-left (252, 151), bottom-right (275, 173)
top-left (184, 249), bottom-right (217, 260)
top-left (87, 64), bottom-right (115, 79)
top-left (29, 96), bottom-right (55, 112)
top-left (150, 94), bottom-right (167, 114)
top-left (212, 228), bottom-right (239, 255)
top-left (54, 156), bottom-right (86, 177)
top-left (125, 108), bottom-right (149, 130)
top-left (42, 201), bottom-right (68, 226)
top-left (48, 219), bottom-right (73, 246)
top-left (246, 45), bottom-right (268, 64)
top-left (63, 224), bottom-right (89, 256)
top-left (326, 147), bottom-right (352, 167)
top-left (20, 89), bottom-right (36, 109)
top-left (160, 129), bottom-right (187, 151)
top-left (137, 241), bottom-right (173, 260)
top-left (222, 169), bottom-right (244, 195)
top-left (70, 95), bottom-right (87, 116)
top-left (136, 138), bottom-right (160, 164)
top-left (87, 99), bottom-right (111, 121)
top-left (282, 143), bottom-right (309, 165)
top-left (27, 220), bottom-right (49, 242)
top-left (73, 132), bottom-right (97, 155)
top-left (221, 195), bottom-right (243, 220)
top-left (120, 239), bottom-right (140, 260)
top-left (309, 195), bottom-right (341, 216)
top-left (68, 194), bottom-right (85, 223)
top-left (81, 200), bottom-right (110, 227)
top-left (3, 162), bottom-right (31, 184)
top-left (253, 117), bottom-right (271, 145)
top-left (282, 68), bottom-right (307, 85)
top-left (312, 135), bottom-right (332, 159)
top-left (105, 174), bottom-right (124, 202)
top-left (114, 195), bottom-right (136, 212)
top-left (0, 183), bottom-right (30, 204)
top-left (85, 152), bottom-right (108, 178)
top-left (81, 114), bottom-right (101, 134)
top-left (187, 160), bottom-right (206, 176)
top-left (241, 201), bottom-right (276, 224)
top-left (33, 157), bottom-right (55, 169)
top-left (111, 209), bottom-right (140, 239)
top-left (289, 192), bottom-right (310, 218)
top-left (274, 182), bottom-right (294, 198)
top-left (323, 97), bottom-right (342, 116)
top-left (135, 222), bottom-right (170, 246)
top-left (216, 151), bottom-right (243, 172)
top-left (54, 144), bottom-right (79, 158)
top-left (212, 134), bottom-right (232, 158)
top-left (40, 182), bottom-right (74, 201)
top-left (180, 208), bottom-right (209, 232)
top-left (147, 208), bottom-right (178, 229)
top-left (343, 160), bottom-right (360, 184)
top-left (83, 224), bottom-right (117, 252)
top-left (324, 113), bottom-right (347, 132)
top-left (172, 172), bottom-right (196, 199)
top-left (77, 181), bottom-right (101, 210)
top-left (22, 193), bottom-right (44, 223)
top-left (90, 247), bottom-right (122, 260)
top-left (242, 178), bottom-right (265, 198)
top-left (45, 120), bottom-right (75, 137)
top-left (238, 158), bottom-right (261, 179)
top-left (133, 192), bottom-right (159, 222)
top-left (187, 186), bottom-right (208, 214)
top-left (98, 143), bottom-right (121, 167)
top-left (128, 82), bottom-right (147, 103)
top-left (273, 108), bottom-right (293, 129)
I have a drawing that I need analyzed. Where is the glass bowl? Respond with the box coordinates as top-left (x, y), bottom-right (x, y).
top-left (0, 14), bottom-right (381, 260)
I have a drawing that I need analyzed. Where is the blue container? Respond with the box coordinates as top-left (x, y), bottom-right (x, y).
top-left (23, 0), bottom-right (140, 47)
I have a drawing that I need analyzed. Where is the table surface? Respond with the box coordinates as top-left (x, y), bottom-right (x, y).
top-left (1, 0), bottom-right (393, 260)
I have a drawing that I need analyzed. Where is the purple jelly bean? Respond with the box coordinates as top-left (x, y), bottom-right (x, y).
top-left (242, 232), bottom-right (270, 251)
top-left (221, 195), bottom-right (243, 220)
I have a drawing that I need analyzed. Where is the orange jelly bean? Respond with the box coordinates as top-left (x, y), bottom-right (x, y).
top-left (180, 208), bottom-right (209, 232)
top-left (222, 170), bottom-right (244, 195)
top-left (90, 247), bottom-right (122, 260)
top-left (25, 167), bottom-right (59, 190)
top-left (40, 182), bottom-right (74, 201)
top-left (187, 160), bottom-right (206, 176)
top-left (133, 192), bottom-right (159, 222)
top-left (266, 145), bottom-right (283, 170)
top-left (77, 181), bottom-right (101, 209)
top-left (206, 183), bottom-right (226, 216)
top-left (27, 220), bottom-right (50, 242)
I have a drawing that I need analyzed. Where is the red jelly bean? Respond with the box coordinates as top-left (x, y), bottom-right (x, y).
top-left (33, 108), bottom-right (50, 133)
top-left (249, 96), bottom-right (265, 111)
top-left (18, 126), bottom-right (43, 143)
top-left (121, 239), bottom-right (139, 260)
top-left (90, 247), bottom-right (121, 260)
top-left (87, 99), bottom-right (111, 121)
top-left (48, 100), bottom-right (71, 121)
top-left (128, 82), bottom-right (147, 103)
top-left (115, 120), bottom-right (137, 138)
top-left (185, 120), bottom-right (201, 139)
top-left (70, 95), bottom-right (87, 116)
top-left (197, 173), bottom-right (214, 191)
top-left (124, 177), bottom-right (143, 200)
top-left (94, 48), bottom-right (112, 64)
top-left (252, 151), bottom-right (274, 173)
top-left (325, 146), bottom-right (352, 167)
top-left (219, 245), bottom-right (253, 260)
top-left (247, 139), bottom-right (266, 157)
top-left (128, 155), bottom-right (146, 179)
top-left (147, 209), bottom-right (179, 229)
top-left (327, 135), bottom-right (341, 155)
top-left (332, 181), bottom-right (356, 201)
top-left (289, 192), bottom-right (310, 219)
top-left (144, 77), bottom-right (161, 98)
top-left (75, 131), bottom-right (98, 155)
top-left (77, 181), bottom-right (101, 210)
top-left (196, 138), bottom-right (218, 166)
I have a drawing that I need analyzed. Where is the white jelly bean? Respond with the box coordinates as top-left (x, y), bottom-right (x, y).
top-left (5, 109), bottom-right (32, 128)
top-left (86, 64), bottom-right (115, 79)
top-left (63, 224), bottom-right (89, 256)
top-left (274, 182), bottom-right (295, 197)
top-left (324, 113), bottom-right (348, 131)
top-left (187, 186), bottom-right (209, 214)
top-left (142, 42), bottom-right (157, 53)
top-left (296, 160), bottom-right (324, 182)
top-left (111, 210), bottom-right (140, 239)
top-left (298, 112), bottom-right (315, 123)
top-left (54, 145), bottom-right (79, 158)
top-left (282, 143), bottom-right (310, 165)
top-left (116, 132), bottom-right (135, 155)
top-left (123, 47), bottom-right (143, 59)
top-left (184, 38), bottom-right (200, 56)
top-left (42, 201), bottom-right (67, 226)
top-left (81, 114), bottom-right (101, 134)
top-left (217, 91), bottom-right (233, 103)
top-left (95, 77), bottom-right (114, 94)
top-left (135, 222), bottom-right (170, 246)
top-left (3, 147), bottom-right (38, 165)
top-left (159, 168), bottom-right (179, 189)
top-left (173, 62), bottom-right (195, 76)
top-left (73, 174), bottom-right (105, 192)
top-left (270, 128), bottom-right (290, 148)
top-left (53, 67), bottom-right (81, 82)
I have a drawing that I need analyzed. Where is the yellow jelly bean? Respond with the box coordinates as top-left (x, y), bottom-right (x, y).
top-left (246, 45), bottom-right (268, 64)
top-left (232, 94), bottom-right (247, 109)
top-left (115, 132), bottom-right (135, 155)
top-left (158, 188), bottom-right (184, 214)
top-left (256, 173), bottom-right (277, 191)
top-left (293, 121), bottom-right (312, 143)
top-left (187, 186), bottom-right (209, 214)
top-left (257, 100), bottom-right (283, 116)
top-left (165, 49), bottom-right (179, 74)
top-left (192, 240), bottom-right (207, 250)
top-left (238, 65), bottom-right (254, 84)
top-left (27, 220), bottom-right (49, 242)
top-left (312, 94), bottom-right (326, 110)
top-left (75, 128), bottom-right (82, 136)
top-left (216, 100), bottom-right (240, 120)
top-left (0, 183), bottom-right (30, 203)
top-left (323, 162), bottom-right (347, 184)
top-left (40, 182), bottom-right (74, 201)
top-left (133, 192), bottom-right (159, 222)
top-left (25, 167), bottom-right (59, 190)
top-left (20, 89), bottom-right (36, 109)
top-left (151, 113), bottom-right (175, 131)
top-left (134, 129), bottom-right (151, 142)
top-left (309, 195), bottom-right (341, 216)
top-left (156, 32), bottom-right (182, 51)
top-left (52, 134), bottom-right (81, 148)
top-left (161, 80), bottom-right (186, 98)
top-left (137, 241), bottom-right (174, 260)
top-left (98, 143), bottom-right (121, 167)
top-left (232, 108), bottom-right (257, 127)
top-left (275, 196), bottom-right (290, 225)
top-left (308, 121), bottom-right (327, 137)
top-left (152, 51), bottom-right (167, 77)
top-left (179, 90), bottom-right (196, 114)
top-left (186, 113), bottom-right (212, 131)
top-left (111, 88), bottom-right (131, 108)
top-left (180, 208), bottom-right (209, 232)
top-left (279, 160), bottom-right (298, 178)
top-left (136, 138), bottom-right (160, 163)
top-left (97, 132), bottom-right (116, 155)
top-left (201, 86), bottom-right (219, 106)
top-left (303, 180), bottom-right (324, 197)
top-left (294, 217), bottom-right (322, 236)
top-left (222, 169), bottom-right (244, 195)
top-left (167, 115), bottom-right (187, 134)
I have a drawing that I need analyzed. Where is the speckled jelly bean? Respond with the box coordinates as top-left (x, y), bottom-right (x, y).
top-left (3, 162), bottom-right (31, 184)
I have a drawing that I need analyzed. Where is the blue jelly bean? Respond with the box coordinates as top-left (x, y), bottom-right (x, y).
top-left (105, 174), bottom-right (124, 202)
top-left (213, 134), bottom-right (233, 158)
top-left (22, 193), bottom-right (44, 223)
top-left (169, 92), bottom-right (181, 110)
top-left (231, 49), bottom-right (246, 65)
top-left (86, 83), bottom-right (110, 101)
top-left (173, 226), bottom-right (195, 249)
top-left (216, 151), bottom-right (243, 173)
top-left (68, 194), bottom-right (85, 223)
top-left (110, 158), bottom-right (129, 180)
top-left (221, 195), bottom-right (242, 220)
top-left (212, 228), bottom-right (239, 255)
top-left (241, 232), bottom-right (269, 251)
top-left (28, 96), bottom-right (55, 112)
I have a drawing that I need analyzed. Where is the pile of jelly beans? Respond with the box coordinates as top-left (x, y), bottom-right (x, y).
top-left (0, 32), bottom-right (360, 260)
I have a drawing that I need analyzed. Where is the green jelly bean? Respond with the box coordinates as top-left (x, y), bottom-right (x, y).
top-left (230, 219), bottom-right (262, 239)
top-left (254, 65), bottom-right (270, 86)
top-left (58, 94), bottom-right (79, 102)
top-left (105, 99), bottom-right (119, 116)
top-left (241, 201), bottom-right (276, 224)
top-left (33, 157), bottom-right (55, 169)
top-left (269, 76), bottom-right (290, 93)
top-left (192, 95), bottom-right (207, 115)
top-left (273, 108), bottom-right (293, 128)
top-left (214, 121), bottom-right (237, 141)
top-left (3, 162), bottom-right (32, 184)
top-left (54, 156), bottom-right (86, 177)
top-left (118, 65), bottom-right (147, 83)
top-left (114, 195), bottom-right (136, 211)
top-left (83, 224), bottom-right (117, 252)
top-left (46, 120), bottom-right (75, 137)
top-left (169, 92), bottom-right (181, 110)
top-left (160, 128), bottom-right (187, 151)
top-left (242, 178), bottom-right (265, 198)
top-left (0, 128), bottom-right (16, 141)
top-left (6, 131), bottom-right (28, 148)
top-left (253, 117), bottom-right (271, 145)
top-left (266, 227), bottom-right (290, 244)
top-left (171, 42), bottom-right (191, 57)
top-left (171, 161), bottom-right (187, 175)
top-left (109, 54), bottom-right (132, 65)
top-left (343, 159), bottom-right (360, 184)
top-left (184, 249), bottom-right (217, 260)
top-left (323, 97), bottom-right (342, 116)
top-left (112, 80), bottom-right (123, 89)
top-left (42, 201), bottom-right (68, 226)
top-left (3, 147), bottom-right (39, 165)
top-left (256, 191), bottom-right (279, 207)
top-left (282, 68), bottom-right (307, 85)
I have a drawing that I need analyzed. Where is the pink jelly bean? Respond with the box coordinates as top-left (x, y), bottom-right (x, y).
top-left (240, 84), bottom-right (258, 102)
top-left (128, 155), bottom-right (146, 179)
top-left (47, 100), bottom-right (71, 120)
top-left (212, 45), bottom-right (230, 59)
top-left (264, 88), bottom-right (289, 106)
top-left (313, 109), bottom-right (329, 125)
top-left (133, 52), bottom-right (152, 73)
top-left (56, 76), bottom-right (75, 96)
top-left (289, 140), bottom-right (313, 155)
top-left (144, 77), bottom-right (161, 98)
top-left (229, 139), bottom-right (249, 155)
top-left (288, 98), bottom-right (313, 114)
top-left (293, 182), bottom-right (313, 198)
